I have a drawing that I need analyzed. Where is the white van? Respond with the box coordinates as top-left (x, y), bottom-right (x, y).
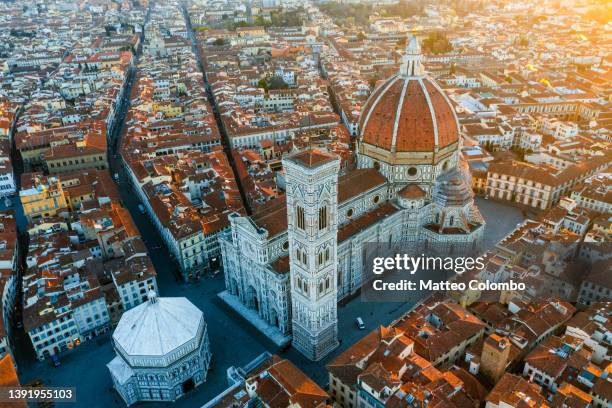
top-left (356, 317), bottom-right (365, 330)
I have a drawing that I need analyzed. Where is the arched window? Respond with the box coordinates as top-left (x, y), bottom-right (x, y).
top-left (295, 248), bottom-right (307, 266)
top-left (296, 206), bottom-right (305, 230)
top-left (317, 247), bottom-right (331, 266)
top-left (318, 206), bottom-right (327, 230)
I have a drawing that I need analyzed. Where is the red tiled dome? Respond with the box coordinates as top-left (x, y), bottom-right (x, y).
top-left (358, 74), bottom-right (459, 153)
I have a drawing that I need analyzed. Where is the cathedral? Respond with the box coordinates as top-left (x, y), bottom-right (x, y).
top-left (219, 35), bottom-right (486, 361)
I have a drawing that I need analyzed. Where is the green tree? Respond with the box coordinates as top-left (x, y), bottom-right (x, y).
top-left (213, 37), bottom-right (226, 46)
top-left (378, 0), bottom-right (424, 18)
top-left (258, 78), bottom-right (268, 91)
top-left (483, 141), bottom-right (494, 152)
top-left (368, 77), bottom-right (379, 89)
top-left (421, 31), bottom-right (453, 54)
top-left (267, 76), bottom-right (288, 90)
top-left (254, 16), bottom-right (268, 27)
top-left (319, 2), bottom-right (372, 27)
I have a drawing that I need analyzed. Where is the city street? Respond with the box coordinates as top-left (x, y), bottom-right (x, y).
top-left (13, 188), bottom-right (524, 408)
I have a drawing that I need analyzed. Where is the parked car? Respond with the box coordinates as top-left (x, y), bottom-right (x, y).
top-left (51, 355), bottom-right (61, 367)
top-left (138, 204), bottom-right (146, 214)
top-left (356, 317), bottom-right (365, 330)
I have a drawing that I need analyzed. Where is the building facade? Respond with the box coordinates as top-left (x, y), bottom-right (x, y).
top-left (107, 293), bottom-right (211, 406)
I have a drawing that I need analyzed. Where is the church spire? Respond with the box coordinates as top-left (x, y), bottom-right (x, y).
top-left (399, 29), bottom-right (425, 77)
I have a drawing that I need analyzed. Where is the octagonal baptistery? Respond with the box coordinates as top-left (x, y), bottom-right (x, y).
top-left (357, 34), bottom-right (460, 192)
top-left (107, 292), bottom-right (211, 406)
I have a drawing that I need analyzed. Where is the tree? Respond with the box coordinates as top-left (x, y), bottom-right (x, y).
top-left (319, 2), bottom-right (372, 27)
top-left (213, 38), bottom-right (225, 46)
top-left (254, 16), bottom-right (268, 27)
top-left (357, 31), bottom-right (367, 41)
top-left (511, 146), bottom-right (527, 161)
top-left (368, 77), bottom-right (379, 89)
top-left (378, 0), bottom-right (424, 18)
top-left (421, 31), bottom-right (453, 54)
top-left (258, 77), bottom-right (288, 91)
top-left (483, 141), bottom-right (494, 153)
top-left (267, 76), bottom-right (288, 90)
top-left (258, 78), bottom-right (268, 91)
top-left (517, 36), bottom-right (529, 47)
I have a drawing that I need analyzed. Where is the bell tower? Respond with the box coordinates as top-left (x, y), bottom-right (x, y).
top-left (283, 149), bottom-right (340, 361)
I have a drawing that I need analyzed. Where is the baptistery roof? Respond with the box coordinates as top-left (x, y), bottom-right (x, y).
top-left (112, 294), bottom-right (203, 358)
top-left (359, 35), bottom-right (459, 154)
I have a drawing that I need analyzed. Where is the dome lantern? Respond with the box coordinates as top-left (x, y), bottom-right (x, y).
top-left (400, 33), bottom-right (425, 77)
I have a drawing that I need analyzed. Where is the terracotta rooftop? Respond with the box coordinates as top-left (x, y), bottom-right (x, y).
top-left (338, 202), bottom-right (400, 243)
top-left (486, 373), bottom-right (548, 407)
top-left (250, 197), bottom-right (287, 238)
top-left (338, 168), bottom-right (387, 203)
top-left (359, 75), bottom-right (459, 153)
top-left (267, 358), bottom-right (329, 408)
top-left (398, 184), bottom-right (426, 199)
top-left (288, 148), bottom-right (337, 169)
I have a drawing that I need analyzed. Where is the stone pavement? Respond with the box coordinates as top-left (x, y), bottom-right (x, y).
top-left (218, 291), bottom-right (291, 347)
